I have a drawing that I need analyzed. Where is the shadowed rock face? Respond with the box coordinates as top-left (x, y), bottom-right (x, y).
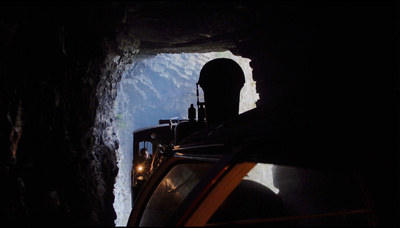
top-left (0, 1), bottom-right (398, 227)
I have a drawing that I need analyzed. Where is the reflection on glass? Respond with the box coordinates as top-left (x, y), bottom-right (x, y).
top-left (139, 162), bottom-right (214, 226)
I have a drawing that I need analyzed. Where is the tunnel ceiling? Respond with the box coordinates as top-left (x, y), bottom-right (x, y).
top-left (121, 1), bottom-right (256, 54)
top-left (115, 1), bottom-right (309, 56)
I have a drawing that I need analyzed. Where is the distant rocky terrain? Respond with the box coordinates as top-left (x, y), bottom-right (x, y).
top-left (112, 51), bottom-right (258, 225)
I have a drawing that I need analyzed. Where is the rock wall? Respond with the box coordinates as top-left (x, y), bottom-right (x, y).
top-left (0, 2), bottom-right (125, 226)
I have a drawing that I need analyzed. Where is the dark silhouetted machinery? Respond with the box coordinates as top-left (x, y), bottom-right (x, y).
top-left (129, 58), bottom-right (377, 226)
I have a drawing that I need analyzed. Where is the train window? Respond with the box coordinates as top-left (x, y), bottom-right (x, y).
top-left (138, 141), bottom-right (153, 155)
top-left (207, 163), bottom-right (373, 226)
top-left (139, 162), bottom-right (214, 226)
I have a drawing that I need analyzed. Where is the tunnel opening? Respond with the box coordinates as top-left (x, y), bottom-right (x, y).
top-left (111, 50), bottom-right (259, 225)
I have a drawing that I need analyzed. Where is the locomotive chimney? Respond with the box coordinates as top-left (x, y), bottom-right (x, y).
top-left (198, 58), bottom-right (245, 128)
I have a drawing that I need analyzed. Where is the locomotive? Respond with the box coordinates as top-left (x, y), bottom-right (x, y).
top-left (130, 58), bottom-right (242, 204)
top-left (128, 58), bottom-right (376, 226)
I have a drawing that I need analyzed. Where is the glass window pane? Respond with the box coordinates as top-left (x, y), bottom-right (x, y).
top-left (208, 163), bottom-right (371, 226)
top-left (139, 162), bottom-right (214, 226)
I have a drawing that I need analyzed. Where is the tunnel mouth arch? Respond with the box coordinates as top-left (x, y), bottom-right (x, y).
top-left (103, 50), bottom-right (259, 226)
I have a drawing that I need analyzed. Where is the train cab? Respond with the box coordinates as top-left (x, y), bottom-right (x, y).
top-left (127, 58), bottom-right (378, 226)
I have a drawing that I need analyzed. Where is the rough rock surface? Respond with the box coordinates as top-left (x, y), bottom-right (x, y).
top-left (0, 1), bottom-right (398, 227)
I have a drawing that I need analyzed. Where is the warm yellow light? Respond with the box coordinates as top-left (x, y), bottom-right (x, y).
top-left (137, 166), bottom-right (143, 172)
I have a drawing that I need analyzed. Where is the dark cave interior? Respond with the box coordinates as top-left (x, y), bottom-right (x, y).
top-left (0, 1), bottom-right (398, 226)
